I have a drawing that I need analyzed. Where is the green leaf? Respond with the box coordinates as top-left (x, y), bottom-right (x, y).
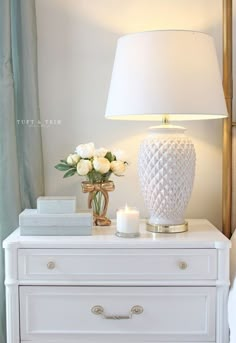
top-left (105, 151), bottom-right (115, 162)
top-left (63, 169), bottom-right (77, 178)
top-left (60, 159), bottom-right (68, 164)
top-left (55, 163), bottom-right (71, 171)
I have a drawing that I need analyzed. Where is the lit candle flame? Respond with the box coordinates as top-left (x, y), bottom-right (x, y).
top-left (125, 204), bottom-right (129, 212)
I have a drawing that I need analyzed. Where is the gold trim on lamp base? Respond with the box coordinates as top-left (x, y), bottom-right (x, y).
top-left (146, 221), bottom-right (188, 233)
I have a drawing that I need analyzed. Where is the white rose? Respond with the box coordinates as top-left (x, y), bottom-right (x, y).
top-left (113, 149), bottom-right (128, 162)
top-left (77, 159), bottom-right (92, 176)
top-left (93, 157), bottom-right (110, 174)
top-left (75, 142), bottom-right (95, 158)
top-left (66, 154), bottom-right (80, 166)
top-left (94, 147), bottom-right (108, 158)
top-left (110, 160), bottom-right (126, 176)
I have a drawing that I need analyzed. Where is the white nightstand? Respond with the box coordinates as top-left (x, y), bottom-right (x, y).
top-left (3, 219), bottom-right (230, 343)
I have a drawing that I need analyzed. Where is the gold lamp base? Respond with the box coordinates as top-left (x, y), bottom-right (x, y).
top-left (146, 221), bottom-right (188, 233)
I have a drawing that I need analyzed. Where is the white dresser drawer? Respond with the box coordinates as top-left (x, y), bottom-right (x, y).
top-left (18, 248), bottom-right (217, 281)
top-left (19, 286), bottom-right (216, 342)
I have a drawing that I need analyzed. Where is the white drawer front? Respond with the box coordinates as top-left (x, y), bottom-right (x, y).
top-left (20, 286), bottom-right (216, 342)
top-left (18, 248), bottom-right (217, 281)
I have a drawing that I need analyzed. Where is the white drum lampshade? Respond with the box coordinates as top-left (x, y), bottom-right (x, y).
top-left (105, 30), bottom-right (228, 233)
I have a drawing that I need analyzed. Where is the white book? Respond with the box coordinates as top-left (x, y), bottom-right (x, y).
top-left (37, 196), bottom-right (76, 214)
top-left (19, 209), bottom-right (92, 227)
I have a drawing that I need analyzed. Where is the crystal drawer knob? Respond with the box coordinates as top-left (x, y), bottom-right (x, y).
top-left (47, 261), bottom-right (56, 270)
top-left (178, 261), bottom-right (188, 270)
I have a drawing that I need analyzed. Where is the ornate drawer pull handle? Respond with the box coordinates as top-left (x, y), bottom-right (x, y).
top-left (47, 261), bottom-right (56, 270)
top-left (91, 305), bottom-right (143, 319)
top-left (179, 261), bottom-right (188, 270)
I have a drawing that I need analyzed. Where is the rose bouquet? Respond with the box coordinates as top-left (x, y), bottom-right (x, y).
top-left (55, 142), bottom-right (128, 225)
top-left (55, 142), bottom-right (127, 181)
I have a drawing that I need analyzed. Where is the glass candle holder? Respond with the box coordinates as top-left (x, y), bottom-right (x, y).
top-left (116, 206), bottom-right (140, 238)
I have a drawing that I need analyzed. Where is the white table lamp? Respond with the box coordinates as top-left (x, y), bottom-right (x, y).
top-left (105, 30), bottom-right (228, 233)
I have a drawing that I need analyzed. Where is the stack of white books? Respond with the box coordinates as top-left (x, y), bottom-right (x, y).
top-left (19, 196), bottom-right (93, 236)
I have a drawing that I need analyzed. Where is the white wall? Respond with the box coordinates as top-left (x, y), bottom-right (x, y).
top-left (36, 0), bottom-right (224, 229)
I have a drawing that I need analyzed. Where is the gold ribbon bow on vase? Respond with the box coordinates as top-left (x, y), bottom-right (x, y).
top-left (81, 180), bottom-right (115, 226)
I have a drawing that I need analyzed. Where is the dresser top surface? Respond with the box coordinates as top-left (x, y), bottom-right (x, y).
top-left (3, 219), bottom-right (230, 249)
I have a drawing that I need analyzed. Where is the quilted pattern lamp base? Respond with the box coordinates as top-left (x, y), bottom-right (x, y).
top-left (138, 125), bottom-right (196, 231)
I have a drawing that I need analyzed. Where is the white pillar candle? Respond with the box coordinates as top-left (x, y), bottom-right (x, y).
top-left (116, 206), bottom-right (140, 235)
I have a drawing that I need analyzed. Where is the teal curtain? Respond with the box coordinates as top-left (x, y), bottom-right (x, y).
top-left (0, 1), bottom-right (44, 342)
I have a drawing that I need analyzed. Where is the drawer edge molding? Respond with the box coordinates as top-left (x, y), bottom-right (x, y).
top-left (18, 248), bottom-right (217, 281)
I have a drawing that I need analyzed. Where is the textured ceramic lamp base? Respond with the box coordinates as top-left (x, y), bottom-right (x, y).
top-left (139, 125), bottom-right (196, 233)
